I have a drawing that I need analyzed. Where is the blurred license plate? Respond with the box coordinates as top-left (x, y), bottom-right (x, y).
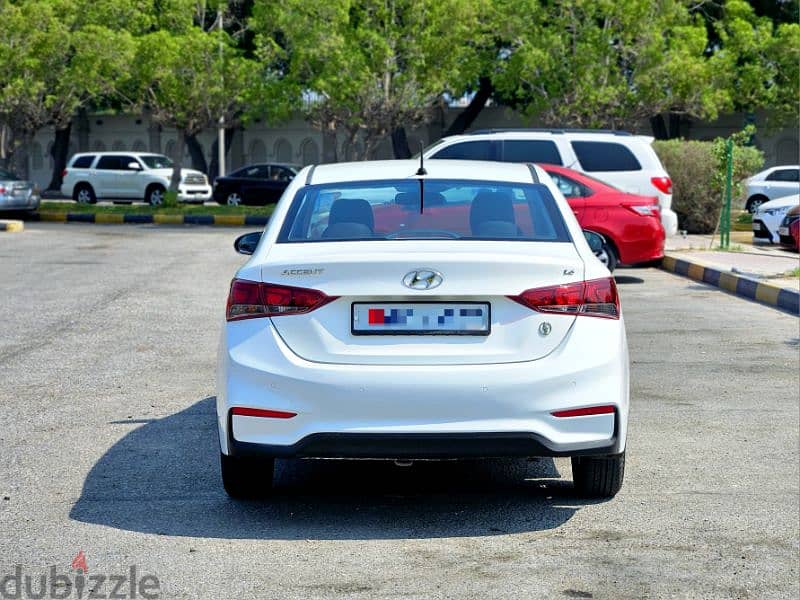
top-left (779, 227), bottom-right (789, 236)
top-left (352, 302), bottom-right (490, 336)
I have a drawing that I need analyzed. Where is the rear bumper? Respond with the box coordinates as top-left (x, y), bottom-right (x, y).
top-left (0, 193), bottom-right (40, 211)
top-left (660, 208), bottom-right (678, 237)
top-left (228, 431), bottom-right (619, 459)
top-left (217, 316), bottom-right (630, 458)
top-left (615, 221), bottom-right (665, 265)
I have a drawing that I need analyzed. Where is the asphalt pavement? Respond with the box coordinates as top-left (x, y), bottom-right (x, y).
top-left (1, 224), bottom-right (798, 599)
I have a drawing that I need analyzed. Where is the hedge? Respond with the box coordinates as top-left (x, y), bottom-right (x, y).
top-left (653, 139), bottom-right (764, 234)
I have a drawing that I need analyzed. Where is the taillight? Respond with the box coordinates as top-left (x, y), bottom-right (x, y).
top-left (508, 277), bottom-right (620, 319)
top-left (61, 169), bottom-right (68, 178)
top-left (651, 176), bottom-right (672, 195)
top-left (622, 201), bottom-right (660, 217)
top-left (0, 186), bottom-right (5, 195)
top-left (226, 279), bottom-right (337, 321)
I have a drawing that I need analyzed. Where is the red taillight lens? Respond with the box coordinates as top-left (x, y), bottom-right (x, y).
top-left (0, 186), bottom-right (5, 195)
top-left (231, 407), bottom-right (297, 419)
top-left (551, 405), bottom-right (615, 418)
top-left (508, 277), bottom-right (620, 319)
top-left (61, 169), bottom-right (68, 178)
top-left (622, 199), bottom-right (660, 217)
top-left (226, 279), bottom-right (337, 321)
top-left (651, 176), bottom-right (672, 195)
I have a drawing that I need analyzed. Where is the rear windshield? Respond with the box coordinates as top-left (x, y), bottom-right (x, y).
top-left (278, 179), bottom-right (570, 243)
top-left (0, 168), bottom-right (20, 180)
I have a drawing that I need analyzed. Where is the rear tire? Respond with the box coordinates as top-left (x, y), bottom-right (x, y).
top-left (73, 183), bottom-right (96, 204)
top-left (597, 242), bottom-right (618, 272)
top-left (746, 195), bottom-right (768, 213)
top-left (571, 452), bottom-right (625, 498)
top-left (220, 452), bottom-right (275, 499)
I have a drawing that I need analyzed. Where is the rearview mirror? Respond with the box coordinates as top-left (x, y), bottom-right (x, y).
top-left (233, 231), bottom-right (262, 255)
top-left (583, 230), bottom-right (605, 254)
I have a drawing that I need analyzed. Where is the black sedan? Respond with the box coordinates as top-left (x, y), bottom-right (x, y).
top-left (213, 163), bottom-right (299, 206)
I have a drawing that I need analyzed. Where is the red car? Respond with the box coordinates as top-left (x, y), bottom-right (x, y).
top-left (541, 164), bottom-right (665, 270)
top-left (778, 205), bottom-right (800, 251)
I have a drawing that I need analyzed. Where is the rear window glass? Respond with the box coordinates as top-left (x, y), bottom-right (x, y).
top-left (72, 156), bottom-right (95, 168)
top-left (279, 179), bottom-right (570, 243)
top-left (571, 141), bottom-right (641, 172)
top-left (0, 168), bottom-right (19, 179)
top-left (502, 140), bottom-right (562, 165)
top-left (766, 169), bottom-right (799, 182)
top-left (431, 141), bottom-right (495, 161)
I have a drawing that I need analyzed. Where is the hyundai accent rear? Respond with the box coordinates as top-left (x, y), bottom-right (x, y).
top-left (217, 160), bottom-right (629, 499)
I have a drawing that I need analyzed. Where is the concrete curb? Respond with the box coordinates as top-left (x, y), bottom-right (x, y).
top-left (0, 219), bottom-right (24, 233)
top-left (35, 211), bottom-right (269, 227)
top-left (661, 254), bottom-right (799, 315)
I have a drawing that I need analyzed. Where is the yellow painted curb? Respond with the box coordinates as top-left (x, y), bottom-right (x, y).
top-left (212, 215), bottom-right (246, 226)
top-left (687, 262), bottom-right (705, 281)
top-left (718, 272), bottom-right (740, 293)
top-left (755, 283), bottom-right (782, 306)
top-left (38, 211), bottom-right (67, 222)
top-left (153, 214), bottom-right (183, 225)
top-left (0, 219), bottom-right (24, 232)
top-left (94, 213), bottom-right (125, 224)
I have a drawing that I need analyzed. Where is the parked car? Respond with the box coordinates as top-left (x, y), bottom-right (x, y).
top-left (217, 159), bottom-right (629, 500)
top-left (541, 164), bottom-right (664, 271)
top-left (0, 168), bottom-right (40, 213)
top-left (752, 194), bottom-right (800, 244)
top-left (744, 165), bottom-right (800, 213)
top-left (61, 152), bottom-right (212, 206)
top-left (212, 163), bottom-right (299, 206)
top-left (778, 205), bottom-right (800, 251)
top-left (422, 128), bottom-right (678, 236)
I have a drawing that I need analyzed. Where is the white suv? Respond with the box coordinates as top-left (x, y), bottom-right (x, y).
top-left (61, 152), bottom-right (212, 205)
top-left (422, 129), bottom-right (678, 236)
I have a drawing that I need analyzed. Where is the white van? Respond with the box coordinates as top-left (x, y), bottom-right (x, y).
top-left (61, 152), bottom-right (212, 206)
top-left (422, 129), bottom-right (678, 236)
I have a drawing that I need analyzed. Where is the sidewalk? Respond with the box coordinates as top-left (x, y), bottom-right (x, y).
top-left (661, 232), bottom-right (799, 313)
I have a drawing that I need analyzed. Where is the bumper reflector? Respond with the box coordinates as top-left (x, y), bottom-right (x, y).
top-left (551, 405), bottom-right (615, 418)
top-left (231, 407), bottom-right (297, 419)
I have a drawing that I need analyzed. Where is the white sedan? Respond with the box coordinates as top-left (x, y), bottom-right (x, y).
top-left (217, 160), bottom-right (629, 499)
top-left (752, 194), bottom-right (800, 243)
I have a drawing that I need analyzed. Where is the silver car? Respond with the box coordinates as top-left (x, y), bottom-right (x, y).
top-left (0, 168), bottom-right (40, 213)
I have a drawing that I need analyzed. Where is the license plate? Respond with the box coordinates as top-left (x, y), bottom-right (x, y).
top-left (752, 222), bottom-right (761, 230)
top-left (352, 302), bottom-right (490, 336)
top-left (779, 227), bottom-right (789, 236)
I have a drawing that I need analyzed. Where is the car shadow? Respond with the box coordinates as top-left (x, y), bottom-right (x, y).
top-left (614, 275), bottom-right (645, 285)
top-left (69, 397), bottom-right (591, 540)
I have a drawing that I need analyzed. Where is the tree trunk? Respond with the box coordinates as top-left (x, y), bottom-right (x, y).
top-left (9, 132), bottom-right (31, 180)
top-left (168, 132), bottom-right (186, 193)
top-left (443, 76), bottom-right (493, 137)
top-left (47, 123), bottom-right (72, 190)
top-left (391, 127), bottom-right (412, 159)
top-left (184, 132), bottom-right (208, 174)
top-left (321, 120), bottom-right (338, 164)
top-left (208, 127), bottom-right (237, 182)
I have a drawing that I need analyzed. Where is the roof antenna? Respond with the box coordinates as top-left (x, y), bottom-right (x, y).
top-left (416, 141), bottom-right (427, 176)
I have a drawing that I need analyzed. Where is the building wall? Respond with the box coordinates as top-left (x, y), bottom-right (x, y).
top-left (24, 108), bottom-right (799, 189)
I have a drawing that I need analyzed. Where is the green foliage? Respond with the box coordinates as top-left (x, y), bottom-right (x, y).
top-left (251, 0), bottom-right (484, 158)
top-left (653, 134), bottom-right (764, 234)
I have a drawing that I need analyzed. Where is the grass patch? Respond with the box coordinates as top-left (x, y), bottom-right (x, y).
top-left (787, 267), bottom-right (800, 278)
top-left (39, 201), bottom-right (275, 217)
top-left (735, 211), bottom-right (753, 224)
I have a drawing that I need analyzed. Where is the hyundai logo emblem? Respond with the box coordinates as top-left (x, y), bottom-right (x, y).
top-left (402, 269), bottom-right (443, 290)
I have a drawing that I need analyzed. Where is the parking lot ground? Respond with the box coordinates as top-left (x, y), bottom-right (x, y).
top-left (1, 224), bottom-right (798, 599)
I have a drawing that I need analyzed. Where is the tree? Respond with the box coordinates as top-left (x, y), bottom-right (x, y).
top-left (131, 26), bottom-right (259, 194)
top-left (252, 0), bottom-right (482, 160)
